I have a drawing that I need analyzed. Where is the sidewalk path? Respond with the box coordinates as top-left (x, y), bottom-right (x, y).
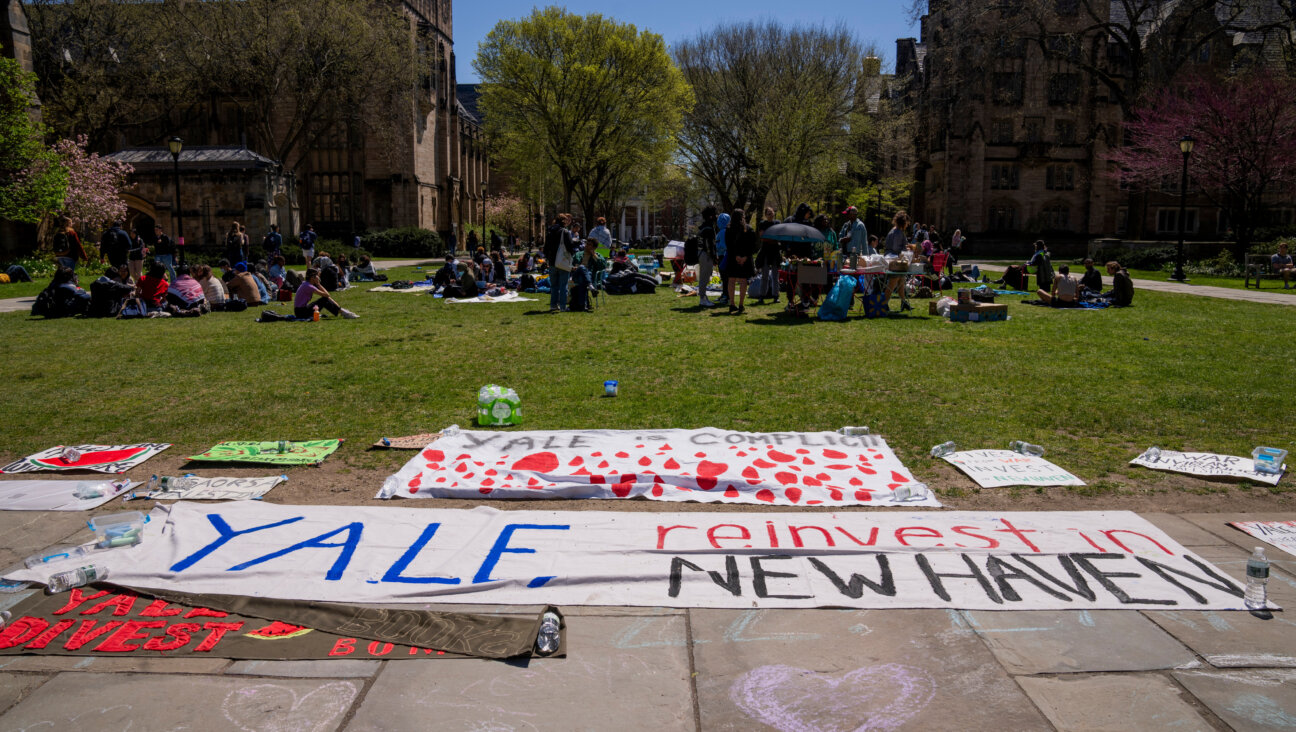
top-left (0, 258), bottom-right (436, 314)
top-left (0, 508), bottom-right (1292, 730)
top-left (968, 260), bottom-right (1296, 307)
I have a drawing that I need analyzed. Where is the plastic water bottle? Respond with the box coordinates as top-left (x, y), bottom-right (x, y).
top-left (277, 440), bottom-right (289, 454)
top-left (930, 441), bottom-right (957, 458)
top-left (0, 610), bottom-right (10, 630)
top-left (1245, 547), bottom-right (1270, 609)
top-left (838, 426), bottom-right (870, 436)
top-left (893, 482), bottom-right (929, 502)
top-left (45, 565), bottom-right (108, 594)
top-left (1146, 446), bottom-right (1162, 460)
top-left (312, 305), bottom-right (320, 322)
top-left (1009, 441), bottom-right (1046, 457)
top-left (73, 482), bottom-right (110, 499)
top-left (60, 446), bottom-right (82, 464)
top-left (536, 610), bottom-right (561, 654)
top-left (25, 545), bottom-right (91, 569)
top-left (378, 475), bottom-right (400, 499)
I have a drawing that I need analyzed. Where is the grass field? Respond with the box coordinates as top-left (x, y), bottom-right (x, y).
top-left (1, 264), bottom-right (1292, 501)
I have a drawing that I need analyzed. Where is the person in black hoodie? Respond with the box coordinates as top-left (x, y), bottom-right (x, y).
top-left (722, 210), bottom-right (756, 314)
top-left (88, 266), bottom-right (136, 318)
top-left (543, 213), bottom-right (577, 312)
top-left (31, 267), bottom-right (91, 318)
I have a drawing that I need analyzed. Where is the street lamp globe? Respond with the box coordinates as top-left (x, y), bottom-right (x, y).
top-left (167, 136), bottom-right (183, 159)
top-left (1179, 135), bottom-right (1195, 155)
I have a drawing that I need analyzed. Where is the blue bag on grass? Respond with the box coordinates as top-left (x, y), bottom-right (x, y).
top-left (818, 275), bottom-right (856, 321)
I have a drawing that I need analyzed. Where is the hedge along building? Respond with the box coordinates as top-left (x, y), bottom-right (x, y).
top-left (93, 0), bottom-right (488, 255)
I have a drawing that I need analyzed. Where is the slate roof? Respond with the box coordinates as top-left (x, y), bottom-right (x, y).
top-left (456, 83), bottom-right (481, 124)
top-left (107, 146), bottom-right (277, 172)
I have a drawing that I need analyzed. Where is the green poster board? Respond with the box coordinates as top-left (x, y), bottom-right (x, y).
top-left (189, 440), bottom-right (342, 466)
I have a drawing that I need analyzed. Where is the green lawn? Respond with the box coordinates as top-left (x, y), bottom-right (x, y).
top-left (1122, 267), bottom-right (1296, 294)
top-left (1, 266), bottom-right (1292, 496)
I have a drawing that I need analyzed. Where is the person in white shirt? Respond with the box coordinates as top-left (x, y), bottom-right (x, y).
top-left (1039, 264), bottom-right (1080, 307)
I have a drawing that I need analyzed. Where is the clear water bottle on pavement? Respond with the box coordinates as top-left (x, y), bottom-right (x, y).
top-left (25, 544), bottom-right (91, 569)
top-left (893, 482), bottom-right (929, 502)
top-left (536, 610), bottom-right (561, 654)
top-left (73, 481), bottom-right (110, 499)
top-left (929, 441), bottom-right (957, 458)
top-left (1009, 441), bottom-right (1045, 457)
top-left (1245, 547), bottom-right (1270, 609)
top-left (46, 565), bottom-right (109, 594)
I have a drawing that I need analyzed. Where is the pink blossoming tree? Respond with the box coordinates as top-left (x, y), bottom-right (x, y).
top-left (1109, 71), bottom-right (1296, 259)
top-left (50, 136), bottom-right (133, 227)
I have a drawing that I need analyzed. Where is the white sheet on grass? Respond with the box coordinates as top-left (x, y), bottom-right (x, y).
top-left (0, 479), bottom-right (132, 511)
top-left (5, 503), bottom-right (1262, 611)
top-left (381, 428), bottom-right (939, 507)
top-left (445, 292), bottom-right (538, 304)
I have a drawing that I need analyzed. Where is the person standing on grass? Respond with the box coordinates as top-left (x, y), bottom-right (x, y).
top-left (295, 267), bottom-right (357, 319)
top-left (1028, 240), bottom-right (1054, 293)
top-left (99, 220), bottom-right (131, 272)
top-left (153, 224), bottom-right (176, 281)
top-left (52, 216), bottom-right (87, 272)
top-left (755, 207), bottom-right (781, 305)
top-left (697, 205), bottom-right (719, 308)
top-left (544, 213), bottom-right (577, 313)
top-left (723, 210), bottom-right (756, 314)
top-left (1272, 242), bottom-right (1294, 288)
top-left (298, 224), bottom-right (317, 264)
top-left (263, 224), bottom-right (283, 261)
top-left (838, 206), bottom-right (867, 261)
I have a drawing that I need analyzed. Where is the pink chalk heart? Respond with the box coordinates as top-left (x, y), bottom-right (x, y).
top-left (731, 664), bottom-right (935, 732)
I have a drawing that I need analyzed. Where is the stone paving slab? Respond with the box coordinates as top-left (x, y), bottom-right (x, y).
top-left (961, 610), bottom-right (1196, 674)
top-left (1016, 673), bottom-right (1213, 731)
top-left (1144, 544), bottom-right (1296, 668)
top-left (691, 608), bottom-right (1050, 731)
top-left (344, 615), bottom-right (694, 731)
top-left (1173, 668), bottom-right (1296, 731)
top-left (1142, 513), bottom-right (1236, 548)
top-left (0, 510), bottom-right (96, 569)
top-left (0, 672), bottom-right (49, 715)
top-left (0, 297), bottom-right (36, 314)
top-left (0, 672), bottom-right (362, 731)
top-left (225, 660), bottom-right (382, 678)
top-left (0, 656), bottom-right (230, 674)
top-left (1179, 513), bottom-right (1296, 575)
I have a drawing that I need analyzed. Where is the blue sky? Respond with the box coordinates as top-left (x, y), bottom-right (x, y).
top-left (454, 1), bottom-right (921, 83)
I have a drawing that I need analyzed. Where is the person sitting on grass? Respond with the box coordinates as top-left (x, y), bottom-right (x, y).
top-left (1079, 258), bottom-right (1103, 293)
top-left (88, 267), bottom-right (135, 318)
top-left (269, 255), bottom-right (287, 287)
top-left (1273, 242), bottom-right (1294, 289)
top-left (225, 262), bottom-right (264, 306)
top-left (490, 250), bottom-right (508, 283)
top-left (351, 255), bottom-right (378, 281)
top-left (166, 264), bottom-right (207, 311)
top-left (1098, 261), bottom-right (1134, 307)
top-left (195, 264), bottom-right (228, 311)
top-left (135, 260), bottom-right (171, 311)
top-left (433, 256), bottom-right (459, 289)
top-left (334, 255), bottom-right (351, 289)
top-left (1038, 264), bottom-right (1080, 307)
top-left (294, 267), bottom-right (358, 319)
top-left (32, 267), bottom-right (90, 318)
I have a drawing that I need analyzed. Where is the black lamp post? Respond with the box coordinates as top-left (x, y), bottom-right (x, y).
top-left (876, 186), bottom-right (883, 237)
top-left (167, 137), bottom-right (184, 265)
top-left (1172, 135), bottom-right (1194, 282)
top-left (481, 179), bottom-right (487, 247)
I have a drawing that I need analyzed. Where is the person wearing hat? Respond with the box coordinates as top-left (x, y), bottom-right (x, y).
top-left (838, 206), bottom-right (870, 260)
top-left (225, 261), bottom-right (264, 305)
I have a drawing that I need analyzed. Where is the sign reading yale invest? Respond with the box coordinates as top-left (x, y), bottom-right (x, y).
top-left (16, 503), bottom-right (1261, 611)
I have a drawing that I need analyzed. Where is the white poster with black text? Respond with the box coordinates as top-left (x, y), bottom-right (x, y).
top-left (1132, 449), bottom-right (1283, 485)
top-left (942, 450), bottom-right (1085, 488)
top-left (7, 502), bottom-right (1265, 611)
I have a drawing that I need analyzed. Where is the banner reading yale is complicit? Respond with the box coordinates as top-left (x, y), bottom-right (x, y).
top-left (12, 503), bottom-right (1266, 611)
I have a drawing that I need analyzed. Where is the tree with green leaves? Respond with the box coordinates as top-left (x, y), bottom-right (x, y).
top-left (475, 7), bottom-right (693, 220)
top-left (674, 21), bottom-right (862, 217)
top-left (0, 57), bottom-right (65, 226)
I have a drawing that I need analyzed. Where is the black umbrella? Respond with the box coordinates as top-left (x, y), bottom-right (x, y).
top-left (760, 223), bottom-right (825, 243)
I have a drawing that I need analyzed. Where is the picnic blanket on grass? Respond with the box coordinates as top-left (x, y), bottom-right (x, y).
top-left (188, 440), bottom-right (341, 466)
top-left (445, 292), bottom-right (538, 304)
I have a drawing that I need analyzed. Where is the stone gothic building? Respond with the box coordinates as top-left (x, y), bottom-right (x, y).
top-left (102, 0), bottom-right (487, 253)
top-left (903, 1), bottom-right (1292, 248)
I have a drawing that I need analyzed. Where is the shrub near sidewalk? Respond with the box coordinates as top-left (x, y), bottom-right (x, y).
top-left (361, 227), bottom-right (444, 258)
